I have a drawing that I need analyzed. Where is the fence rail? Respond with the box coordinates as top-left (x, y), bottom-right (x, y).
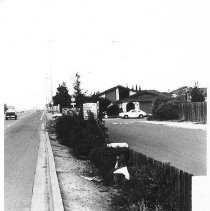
top-left (129, 149), bottom-right (192, 211)
top-left (179, 102), bottom-right (207, 123)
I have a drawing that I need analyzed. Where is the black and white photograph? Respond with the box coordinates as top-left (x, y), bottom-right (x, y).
top-left (1, 0), bottom-right (209, 210)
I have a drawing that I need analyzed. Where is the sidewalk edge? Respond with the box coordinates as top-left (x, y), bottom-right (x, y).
top-left (46, 130), bottom-right (64, 211)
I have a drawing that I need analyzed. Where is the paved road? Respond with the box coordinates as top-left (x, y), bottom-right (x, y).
top-left (105, 118), bottom-right (207, 176)
top-left (4, 111), bottom-right (34, 129)
top-left (4, 110), bottom-right (44, 211)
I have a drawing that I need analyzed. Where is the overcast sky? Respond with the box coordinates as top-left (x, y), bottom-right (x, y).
top-left (1, 0), bottom-right (209, 109)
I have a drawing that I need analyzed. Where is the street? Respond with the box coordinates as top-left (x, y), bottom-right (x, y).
top-left (105, 118), bottom-right (207, 176)
top-left (4, 110), bottom-right (44, 211)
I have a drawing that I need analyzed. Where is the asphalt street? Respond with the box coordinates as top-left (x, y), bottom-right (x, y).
top-left (4, 110), bottom-right (44, 211)
top-left (105, 118), bottom-right (207, 176)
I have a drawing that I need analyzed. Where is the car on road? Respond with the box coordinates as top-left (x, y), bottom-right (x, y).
top-left (5, 109), bottom-right (18, 120)
top-left (119, 109), bottom-right (147, 119)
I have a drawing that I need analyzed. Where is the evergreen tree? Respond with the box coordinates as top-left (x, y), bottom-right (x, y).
top-left (73, 72), bottom-right (86, 107)
top-left (4, 104), bottom-right (8, 113)
top-left (53, 82), bottom-right (71, 112)
top-left (190, 85), bottom-right (205, 102)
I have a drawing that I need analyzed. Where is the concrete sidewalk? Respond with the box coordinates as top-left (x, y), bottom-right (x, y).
top-left (192, 176), bottom-right (210, 211)
top-left (140, 120), bottom-right (207, 130)
top-left (105, 117), bottom-right (207, 130)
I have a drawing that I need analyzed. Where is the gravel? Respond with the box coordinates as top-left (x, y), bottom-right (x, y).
top-left (49, 134), bottom-right (117, 211)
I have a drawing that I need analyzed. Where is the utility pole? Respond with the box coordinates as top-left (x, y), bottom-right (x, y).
top-left (46, 34), bottom-right (54, 101)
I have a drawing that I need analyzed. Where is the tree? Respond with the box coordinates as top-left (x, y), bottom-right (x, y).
top-left (190, 85), bottom-right (205, 102)
top-left (126, 102), bottom-right (135, 111)
top-left (73, 72), bottom-right (86, 107)
top-left (4, 104), bottom-right (8, 113)
top-left (53, 82), bottom-right (71, 112)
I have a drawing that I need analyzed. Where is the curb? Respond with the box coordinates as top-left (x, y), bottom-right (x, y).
top-left (46, 130), bottom-right (64, 210)
top-left (30, 123), bottom-right (64, 211)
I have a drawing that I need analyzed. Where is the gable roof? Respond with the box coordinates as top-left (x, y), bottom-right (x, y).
top-left (170, 86), bottom-right (207, 98)
top-left (99, 85), bottom-right (137, 96)
top-left (117, 90), bottom-right (162, 103)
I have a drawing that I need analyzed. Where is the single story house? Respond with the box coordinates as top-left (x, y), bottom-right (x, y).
top-left (98, 85), bottom-right (138, 103)
top-left (116, 90), bottom-right (162, 114)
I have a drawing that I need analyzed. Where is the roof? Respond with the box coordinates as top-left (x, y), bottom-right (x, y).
top-left (99, 85), bottom-right (137, 96)
top-left (170, 86), bottom-right (207, 97)
top-left (117, 90), bottom-right (162, 103)
top-left (170, 86), bottom-right (191, 95)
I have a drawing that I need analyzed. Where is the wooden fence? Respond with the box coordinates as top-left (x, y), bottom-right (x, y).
top-left (179, 102), bottom-right (207, 123)
top-left (95, 118), bottom-right (193, 210)
top-left (129, 149), bottom-right (192, 211)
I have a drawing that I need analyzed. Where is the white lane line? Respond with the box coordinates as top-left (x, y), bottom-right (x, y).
top-left (4, 122), bottom-right (16, 130)
top-left (31, 125), bottom-right (46, 211)
top-left (40, 111), bottom-right (45, 120)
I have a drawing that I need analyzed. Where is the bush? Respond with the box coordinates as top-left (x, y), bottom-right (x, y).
top-left (55, 113), bottom-right (107, 158)
top-left (107, 104), bottom-right (119, 116)
top-left (90, 146), bottom-right (130, 181)
top-left (155, 102), bottom-right (179, 120)
top-left (152, 96), bottom-right (179, 120)
top-left (55, 114), bottom-right (83, 146)
top-left (112, 164), bottom-right (178, 211)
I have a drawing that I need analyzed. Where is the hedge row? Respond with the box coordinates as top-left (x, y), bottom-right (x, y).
top-left (53, 114), bottom-right (180, 210)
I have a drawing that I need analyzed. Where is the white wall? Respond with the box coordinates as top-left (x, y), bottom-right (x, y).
top-left (129, 90), bottom-right (137, 96)
top-left (116, 88), bottom-right (119, 101)
top-left (133, 102), bottom-right (140, 110)
top-left (100, 94), bottom-right (105, 98)
top-left (122, 103), bottom-right (127, 112)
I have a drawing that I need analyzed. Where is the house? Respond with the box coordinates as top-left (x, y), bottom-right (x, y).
top-left (98, 85), bottom-right (138, 103)
top-left (116, 90), bottom-right (163, 114)
top-left (170, 86), bottom-right (207, 102)
top-left (170, 86), bottom-right (191, 102)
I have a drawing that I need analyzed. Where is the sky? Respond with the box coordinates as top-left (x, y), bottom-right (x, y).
top-left (1, 0), bottom-right (209, 109)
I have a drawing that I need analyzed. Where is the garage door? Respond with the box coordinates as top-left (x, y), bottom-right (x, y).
top-left (140, 102), bottom-right (153, 114)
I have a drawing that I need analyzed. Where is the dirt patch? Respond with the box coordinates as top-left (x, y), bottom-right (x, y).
top-left (49, 134), bottom-right (118, 211)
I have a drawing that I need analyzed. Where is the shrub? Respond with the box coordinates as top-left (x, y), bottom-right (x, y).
top-left (107, 104), bottom-right (119, 116)
top-left (152, 96), bottom-right (179, 120)
top-left (111, 164), bottom-right (178, 211)
top-left (55, 114), bottom-right (83, 146)
top-left (90, 146), bottom-right (130, 181)
top-left (55, 113), bottom-right (107, 158)
top-left (155, 102), bottom-right (179, 120)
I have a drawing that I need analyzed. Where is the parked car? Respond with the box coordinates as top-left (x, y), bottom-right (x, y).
top-left (5, 109), bottom-right (17, 120)
top-left (119, 109), bottom-right (147, 119)
top-left (52, 113), bottom-right (62, 119)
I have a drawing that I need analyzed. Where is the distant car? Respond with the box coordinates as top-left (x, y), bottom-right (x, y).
top-left (5, 109), bottom-right (17, 120)
top-left (52, 113), bottom-right (62, 119)
top-left (119, 109), bottom-right (147, 119)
